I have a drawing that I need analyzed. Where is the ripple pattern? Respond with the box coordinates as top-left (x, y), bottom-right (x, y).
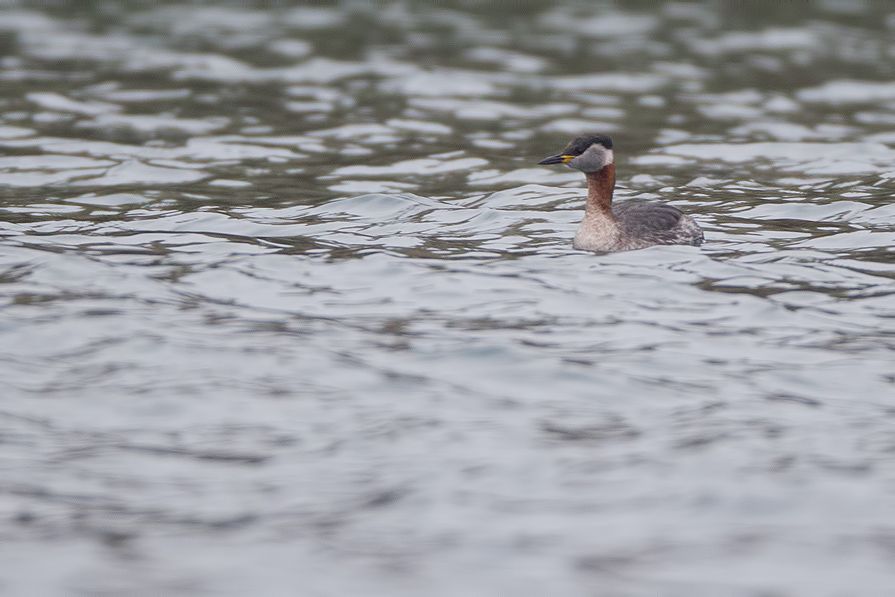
top-left (1, 3), bottom-right (895, 596)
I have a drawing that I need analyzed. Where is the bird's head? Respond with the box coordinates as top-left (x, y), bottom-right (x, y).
top-left (538, 134), bottom-right (614, 173)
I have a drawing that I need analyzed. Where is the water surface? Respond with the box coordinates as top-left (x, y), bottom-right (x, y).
top-left (1, 3), bottom-right (895, 596)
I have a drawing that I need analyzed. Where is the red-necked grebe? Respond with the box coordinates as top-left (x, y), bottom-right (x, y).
top-left (539, 134), bottom-right (703, 252)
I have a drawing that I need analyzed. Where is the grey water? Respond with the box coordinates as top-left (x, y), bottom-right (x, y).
top-left (1, 2), bottom-right (894, 595)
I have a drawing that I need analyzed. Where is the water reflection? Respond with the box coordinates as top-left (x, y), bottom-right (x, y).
top-left (1, 2), bottom-right (895, 596)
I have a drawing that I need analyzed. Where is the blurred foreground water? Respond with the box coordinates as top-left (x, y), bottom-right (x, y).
top-left (1, 2), bottom-right (895, 596)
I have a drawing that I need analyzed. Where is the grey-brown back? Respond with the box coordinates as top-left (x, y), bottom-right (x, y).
top-left (612, 201), bottom-right (704, 248)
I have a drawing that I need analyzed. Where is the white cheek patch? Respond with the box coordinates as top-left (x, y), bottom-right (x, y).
top-left (574, 144), bottom-right (613, 171)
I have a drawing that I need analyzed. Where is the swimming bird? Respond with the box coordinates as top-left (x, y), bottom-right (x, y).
top-left (538, 134), bottom-right (703, 252)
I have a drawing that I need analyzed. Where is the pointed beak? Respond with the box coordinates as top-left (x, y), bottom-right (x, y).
top-left (538, 154), bottom-right (572, 165)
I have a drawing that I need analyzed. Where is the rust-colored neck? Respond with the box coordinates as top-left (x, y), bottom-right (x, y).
top-left (584, 164), bottom-right (615, 216)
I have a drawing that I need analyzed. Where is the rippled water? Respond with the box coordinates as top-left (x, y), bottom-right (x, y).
top-left (2, 2), bottom-right (895, 595)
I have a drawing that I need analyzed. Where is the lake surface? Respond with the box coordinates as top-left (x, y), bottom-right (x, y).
top-left (1, 2), bottom-right (894, 595)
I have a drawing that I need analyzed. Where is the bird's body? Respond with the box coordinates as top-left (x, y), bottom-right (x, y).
top-left (538, 135), bottom-right (703, 252)
top-left (576, 201), bottom-right (703, 252)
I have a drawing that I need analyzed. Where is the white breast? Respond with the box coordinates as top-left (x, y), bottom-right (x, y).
top-left (573, 215), bottom-right (620, 252)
